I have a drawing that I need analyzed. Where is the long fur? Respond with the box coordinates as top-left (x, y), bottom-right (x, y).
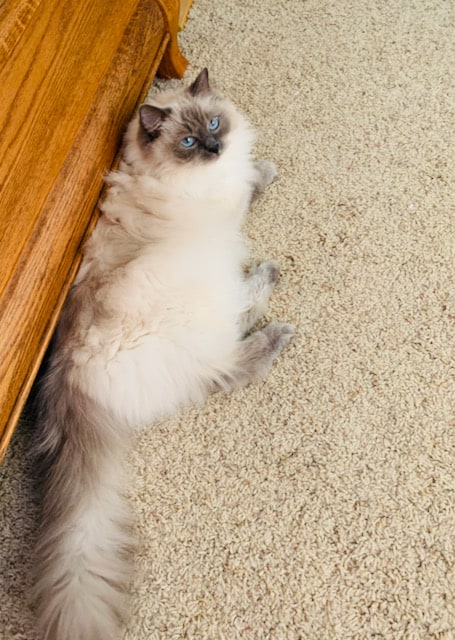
top-left (32, 69), bottom-right (293, 640)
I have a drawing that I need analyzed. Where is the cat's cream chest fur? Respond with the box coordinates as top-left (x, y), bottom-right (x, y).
top-left (67, 179), bottom-right (252, 423)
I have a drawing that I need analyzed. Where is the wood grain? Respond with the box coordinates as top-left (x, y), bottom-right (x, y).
top-left (0, 0), bottom-right (42, 67)
top-left (0, 0), bottom-right (188, 461)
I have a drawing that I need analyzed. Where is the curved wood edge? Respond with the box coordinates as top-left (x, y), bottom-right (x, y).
top-left (154, 0), bottom-right (188, 78)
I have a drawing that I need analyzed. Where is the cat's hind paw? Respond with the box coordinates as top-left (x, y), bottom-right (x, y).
top-left (263, 322), bottom-right (295, 357)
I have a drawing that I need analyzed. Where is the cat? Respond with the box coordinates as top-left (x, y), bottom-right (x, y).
top-left (32, 68), bottom-right (294, 640)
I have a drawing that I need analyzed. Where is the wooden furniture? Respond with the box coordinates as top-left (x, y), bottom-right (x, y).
top-left (0, 0), bottom-right (191, 461)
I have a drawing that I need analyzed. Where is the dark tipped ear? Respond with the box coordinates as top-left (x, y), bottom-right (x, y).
top-left (188, 68), bottom-right (210, 96)
top-left (139, 104), bottom-right (170, 140)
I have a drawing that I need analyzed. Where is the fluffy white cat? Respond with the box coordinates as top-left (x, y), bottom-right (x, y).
top-left (33, 68), bottom-right (294, 640)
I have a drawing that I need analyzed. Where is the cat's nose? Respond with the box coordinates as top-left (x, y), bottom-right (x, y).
top-left (205, 136), bottom-right (220, 155)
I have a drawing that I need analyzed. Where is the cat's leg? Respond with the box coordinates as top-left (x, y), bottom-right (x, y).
top-left (251, 160), bottom-right (278, 201)
top-left (221, 322), bottom-right (295, 391)
top-left (239, 260), bottom-right (280, 335)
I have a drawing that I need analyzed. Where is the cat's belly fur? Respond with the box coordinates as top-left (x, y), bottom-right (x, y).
top-left (66, 257), bottom-right (246, 426)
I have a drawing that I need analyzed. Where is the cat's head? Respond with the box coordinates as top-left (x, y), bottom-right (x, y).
top-left (121, 69), bottom-right (253, 179)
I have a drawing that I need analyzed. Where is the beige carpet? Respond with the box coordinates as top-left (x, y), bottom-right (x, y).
top-left (1, 0), bottom-right (455, 638)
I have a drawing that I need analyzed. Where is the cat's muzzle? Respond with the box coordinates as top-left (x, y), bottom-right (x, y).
top-left (204, 136), bottom-right (220, 155)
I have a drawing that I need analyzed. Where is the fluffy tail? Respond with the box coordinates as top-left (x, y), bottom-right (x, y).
top-left (33, 383), bottom-right (133, 640)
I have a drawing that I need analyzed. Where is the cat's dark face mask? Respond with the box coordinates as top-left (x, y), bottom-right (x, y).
top-left (137, 68), bottom-right (230, 165)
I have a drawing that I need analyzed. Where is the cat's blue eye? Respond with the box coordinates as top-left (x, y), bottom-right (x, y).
top-left (180, 136), bottom-right (197, 148)
top-left (208, 116), bottom-right (220, 131)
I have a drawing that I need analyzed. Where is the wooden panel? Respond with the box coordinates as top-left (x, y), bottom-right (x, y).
top-left (0, 0), bottom-right (187, 460)
top-left (0, 0), bottom-right (138, 299)
top-left (0, 0), bottom-right (42, 67)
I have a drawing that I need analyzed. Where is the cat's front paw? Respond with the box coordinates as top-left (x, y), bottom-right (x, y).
top-left (256, 260), bottom-right (280, 286)
top-left (255, 160), bottom-right (278, 188)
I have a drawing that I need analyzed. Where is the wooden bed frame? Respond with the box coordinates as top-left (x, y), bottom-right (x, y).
top-left (0, 0), bottom-right (191, 460)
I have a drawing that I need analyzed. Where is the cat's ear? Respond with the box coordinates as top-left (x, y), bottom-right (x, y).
top-left (139, 104), bottom-right (170, 140)
top-left (188, 68), bottom-right (210, 96)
